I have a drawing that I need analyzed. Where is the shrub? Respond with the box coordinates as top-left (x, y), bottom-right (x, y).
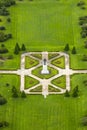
top-left (21, 44), bottom-right (26, 51)
top-left (64, 44), bottom-right (69, 51)
top-left (77, 1), bottom-right (85, 6)
top-left (0, 94), bottom-right (7, 105)
top-left (64, 90), bottom-right (70, 97)
top-left (0, 48), bottom-right (8, 54)
top-left (7, 18), bottom-right (11, 22)
top-left (82, 55), bottom-right (87, 61)
top-left (72, 85), bottom-right (79, 97)
top-left (72, 47), bottom-right (77, 54)
top-left (0, 121), bottom-right (9, 127)
top-left (12, 86), bottom-right (19, 98)
top-left (21, 91), bottom-right (26, 98)
top-left (14, 43), bottom-right (20, 54)
top-left (0, 26), bottom-right (6, 30)
top-left (81, 116), bottom-right (87, 126)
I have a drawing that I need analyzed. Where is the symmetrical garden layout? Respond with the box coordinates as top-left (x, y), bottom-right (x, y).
top-left (0, 52), bottom-right (87, 98)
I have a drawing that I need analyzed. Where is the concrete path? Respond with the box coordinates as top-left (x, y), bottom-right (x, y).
top-left (0, 51), bottom-right (87, 98)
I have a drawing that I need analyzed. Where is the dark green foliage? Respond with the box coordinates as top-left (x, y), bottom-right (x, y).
top-left (64, 44), bottom-right (69, 51)
top-left (0, 26), bottom-right (6, 30)
top-left (0, 44), bottom-right (8, 54)
top-left (81, 116), bottom-right (87, 126)
top-left (0, 6), bottom-right (9, 16)
top-left (0, 18), bottom-right (2, 22)
top-left (7, 17), bottom-right (11, 22)
top-left (21, 91), bottom-right (26, 98)
top-left (72, 85), bottom-right (79, 97)
top-left (0, 32), bottom-right (12, 42)
top-left (84, 41), bottom-right (87, 48)
top-left (21, 44), bottom-right (26, 51)
top-left (12, 86), bottom-right (19, 98)
top-left (83, 80), bottom-right (87, 86)
top-left (82, 55), bottom-right (87, 61)
top-left (77, 1), bottom-right (85, 6)
top-left (0, 0), bottom-right (16, 8)
top-left (79, 16), bottom-right (87, 39)
top-left (7, 54), bottom-right (13, 59)
top-left (14, 43), bottom-right (20, 54)
top-left (6, 83), bottom-right (10, 87)
top-left (0, 94), bottom-right (7, 105)
top-left (0, 32), bottom-right (6, 42)
top-left (0, 121), bottom-right (9, 127)
top-left (72, 46), bottom-right (76, 54)
top-left (64, 90), bottom-right (70, 97)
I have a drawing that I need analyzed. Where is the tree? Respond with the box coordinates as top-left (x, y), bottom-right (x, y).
top-left (84, 41), bottom-right (87, 48)
top-left (81, 116), bottom-right (87, 126)
top-left (12, 86), bottom-right (18, 98)
top-left (14, 43), bottom-right (20, 54)
top-left (21, 91), bottom-right (26, 98)
top-left (0, 32), bottom-right (5, 42)
top-left (64, 90), bottom-right (70, 97)
top-left (0, 94), bottom-right (7, 105)
top-left (82, 55), bottom-right (87, 61)
top-left (0, 121), bottom-right (9, 128)
top-left (7, 17), bottom-right (11, 22)
top-left (72, 85), bottom-right (79, 97)
top-left (21, 44), bottom-right (26, 51)
top-left (72, 46), bottom-right (77, 54)
top-left (64, 44), bottom-right (69, 51)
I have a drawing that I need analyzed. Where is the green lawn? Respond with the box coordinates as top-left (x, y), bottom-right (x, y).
top-left (0, 54), bottom-right (20, 70)
top-left (1, 74), bottom-right (87, 130)
top-left (0, 74), bottom-right (20, 96)
top-left (3, 0), bottom-right (80, 51)
top-left (70, 54), bottom-right (87, 70)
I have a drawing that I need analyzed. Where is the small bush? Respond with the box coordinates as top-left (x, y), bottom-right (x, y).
top-left (0, 94), bottom-right (7, 105)
top-left (64, 90), bottom-right (70, 97)
top-left (0, 121), bottom-right (9, 127)
top-left (81, 116), bottom-right (87, 126)
top-left (0, 26), bottom-right (6, 30)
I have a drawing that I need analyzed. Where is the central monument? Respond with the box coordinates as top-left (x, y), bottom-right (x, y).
top-left (41, 52), bottom-right (49, 74)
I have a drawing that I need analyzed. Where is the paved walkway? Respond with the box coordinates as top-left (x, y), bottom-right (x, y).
top-left (0, 52), bottom-right (87, 98)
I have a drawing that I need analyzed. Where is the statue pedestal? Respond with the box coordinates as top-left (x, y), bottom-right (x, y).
top-left (41, 52), bottom-right (49, 74)
top-left (41, 65), bottom-right (49, 74)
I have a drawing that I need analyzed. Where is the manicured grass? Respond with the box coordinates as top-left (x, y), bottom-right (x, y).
top-left (25, 56), bottom-right (39, 69)
top-left (51, 56), bottom-right (65, 69)
top-left (30, 85), bottom-right (42, 92)
top-left (1, 74), bottom-right (87, 130)
top-left (32, 66), bottom-right (58, 79)
top-left (48, 85), bottom-right (60, 92)
top-left (25, 76), bottom-right (39, 89)
top-left (0, 74), bottom-right (20, 96)
top-left (31, 54), bottom-right (42, 59)
top-left (70, 54), bottom-right (87, 69)
top-left (0, 94), bottom-right (87, 130)
top-left (0, 54), bottom-right (20, 70)
top-left (51, 75), bottom-right (66, 89)
top-left (5, 0), bottom-right (77, 51)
